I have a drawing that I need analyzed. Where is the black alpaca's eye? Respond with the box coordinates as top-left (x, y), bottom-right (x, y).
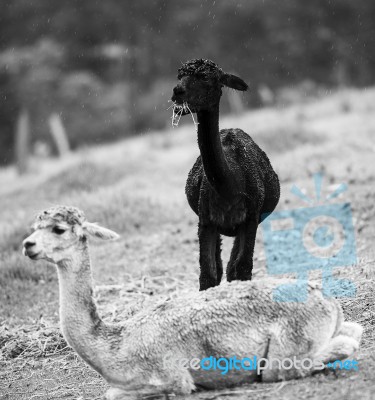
top-left (52, 226), bottom-right (66, 235)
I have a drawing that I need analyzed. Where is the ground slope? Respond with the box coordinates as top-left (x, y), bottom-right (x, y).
top-left (0, 87), bottom-right (374, 399)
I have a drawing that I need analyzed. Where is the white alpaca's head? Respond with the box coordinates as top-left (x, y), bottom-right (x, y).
top-left (23, 206), bottom-right (119, 264)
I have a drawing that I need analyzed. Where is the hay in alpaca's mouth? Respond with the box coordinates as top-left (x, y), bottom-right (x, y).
top-left (168, 101), bottom-right (198, 128)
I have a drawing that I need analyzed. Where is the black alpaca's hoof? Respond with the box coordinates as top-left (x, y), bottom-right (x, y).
top-left (199, 278), bottom-right (218, 291)
top-left (226, 264), bottom-right (253, 282)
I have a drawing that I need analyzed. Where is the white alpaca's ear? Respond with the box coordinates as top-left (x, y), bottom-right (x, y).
top-left (83, 222), bottom-right (120, 241)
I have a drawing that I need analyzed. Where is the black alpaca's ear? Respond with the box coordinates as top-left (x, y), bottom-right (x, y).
top-left (220, 73), bottom-right (248, 91)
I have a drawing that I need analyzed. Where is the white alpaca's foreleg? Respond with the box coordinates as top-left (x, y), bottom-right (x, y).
top-left (314, 335), bottom-right (360, 364)
top-left (314, 321), bottom-right (362, 364)
top-left (337, 321), bottom-right (363, 343)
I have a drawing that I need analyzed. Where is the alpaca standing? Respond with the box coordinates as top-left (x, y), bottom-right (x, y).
top-left (23, 206), bottom-right (362, 400)
top-left (171, 59), bottom-right (280, 290)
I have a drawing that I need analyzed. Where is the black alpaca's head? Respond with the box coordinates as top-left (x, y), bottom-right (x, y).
top-left (171, 59), bottom-right (248, 113)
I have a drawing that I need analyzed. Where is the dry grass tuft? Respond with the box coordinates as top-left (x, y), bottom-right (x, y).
top-left (0, 322), bottom-right (68, 361)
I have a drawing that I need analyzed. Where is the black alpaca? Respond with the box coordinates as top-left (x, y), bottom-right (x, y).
top-left (171, 59), bottom-right (280, 291)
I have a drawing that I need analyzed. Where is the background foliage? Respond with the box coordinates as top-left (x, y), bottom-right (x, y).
top-left (1, 0), bottom-right (375, 164)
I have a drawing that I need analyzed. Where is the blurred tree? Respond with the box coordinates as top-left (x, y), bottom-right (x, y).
top-left (1, 0), bottom-right (375, 163)
top-left (0, 71), bottom-right (18, 165)
top-left (0, 0), bottom-right (374, 85)
top-left (0, 39), bottom-right (63, 166)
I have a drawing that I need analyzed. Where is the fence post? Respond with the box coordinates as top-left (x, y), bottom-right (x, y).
top-left (15, 108), bottom-right (30, 175)
top-left (48, 113), bottom-right (70, 157)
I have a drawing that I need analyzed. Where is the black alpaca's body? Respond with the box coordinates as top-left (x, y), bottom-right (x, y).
top-left (187, 128), bottom-right (279, 236)
top-left (172, 59), bottom-right (280, 290)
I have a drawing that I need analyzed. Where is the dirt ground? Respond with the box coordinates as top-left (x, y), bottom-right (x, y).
top-left (0, 87), bottom-right (374, 399)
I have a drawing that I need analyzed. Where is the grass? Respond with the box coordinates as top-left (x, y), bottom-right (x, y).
top-left (0, 87), bottom-right (374, 399)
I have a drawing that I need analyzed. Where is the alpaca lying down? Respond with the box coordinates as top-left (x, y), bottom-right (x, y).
top-left (22, 206), bottom-right (362, 399)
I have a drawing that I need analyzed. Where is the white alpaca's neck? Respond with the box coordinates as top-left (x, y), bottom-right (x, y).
top-left (56, 243), bottom-right (111, 376)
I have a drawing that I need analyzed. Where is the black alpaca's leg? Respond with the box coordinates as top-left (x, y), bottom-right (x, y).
top-left (226, 219), bottom-right (258, 281)
top-left (236, 219), bottom-right (258, 280)
top-left (216, 234), bottom-right (223, 285)
top-left (198, 223), bottom-right (219, 290)
top-left (226, 236), bottom-right (240, 282)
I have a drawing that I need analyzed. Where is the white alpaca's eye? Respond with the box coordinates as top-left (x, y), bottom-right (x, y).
top-left (52, 226), bottom-right (66, 235)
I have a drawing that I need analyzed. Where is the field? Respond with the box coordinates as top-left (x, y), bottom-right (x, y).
top-left (0, 87), bottom-right (375, 399)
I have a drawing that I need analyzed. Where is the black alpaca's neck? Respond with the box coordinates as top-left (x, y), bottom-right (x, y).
top-left (197, 106), bottom-right (238, 199)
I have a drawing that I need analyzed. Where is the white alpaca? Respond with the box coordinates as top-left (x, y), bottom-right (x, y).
top-left (22, 206), bottom-right (362, 399)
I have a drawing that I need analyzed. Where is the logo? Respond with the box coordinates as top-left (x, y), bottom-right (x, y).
top-left (262, 173), bottom-right (357, 302)
top-left (162, 355), bottom-right (359, 375)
